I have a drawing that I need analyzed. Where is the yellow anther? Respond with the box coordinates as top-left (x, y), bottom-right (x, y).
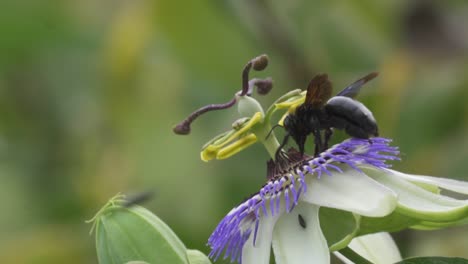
top-left (274, 91), bottom-right (306, 109)
top-left (201, 145), bottom-right (219, 162)
top-left (216, 134), bottom-right (258, 160)
top-left (200, 112), bottom-right (264, 162)
top-left (222, 112), bottom-right (262, 144)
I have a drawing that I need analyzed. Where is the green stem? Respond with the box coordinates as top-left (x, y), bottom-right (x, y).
top-left (338, 247), bottom-right (373, 264)
top-left (253, 123), bottom-right (280, 160)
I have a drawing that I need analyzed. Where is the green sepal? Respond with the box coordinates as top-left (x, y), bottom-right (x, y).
top-left (363, 166), bottom-right (468, 222)
top-left (410, 216), bottom-right (468, 230)
top-left (358, 211), bottom-right (420, 236)
top-left (321, 208), bottom-right (422, 252)
top-left (322, 166), bottom-right (468, 254)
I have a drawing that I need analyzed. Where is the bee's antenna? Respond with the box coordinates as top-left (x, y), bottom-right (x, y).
top-left (266, 124), bottom-right (282, 139)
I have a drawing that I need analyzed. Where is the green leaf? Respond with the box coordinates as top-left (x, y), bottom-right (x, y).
top-left (395, 257), bottom-right (468, 264)
top-left (411, 217), bottom-right (468, 230)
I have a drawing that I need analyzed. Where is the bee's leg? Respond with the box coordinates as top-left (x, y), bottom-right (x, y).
top-left (313, 130), bottom-right (323, 157)
top-left (314, 144), bottom-right (319, 157)
top-left (275, 134), bottom-right (290, 162)
top-left (324, 128), bottom-right (333, 150)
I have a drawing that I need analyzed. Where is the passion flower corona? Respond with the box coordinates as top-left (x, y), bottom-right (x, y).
top-left (208, 138), bottom-right (399, 263)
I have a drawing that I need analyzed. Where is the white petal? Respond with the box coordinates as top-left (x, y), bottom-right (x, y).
top-left (301, 166), bottom-right (398, 217)
top-left (363, 166), bottom-right (468, 221)
top-left (333, 251), bottom-right (354, 264)
top-left (333, 232), bottom-right (402, 264)
top-left (241, 213), bottom-right (279, 264)
top-left (272, 204), bottom-right (330, 264)
top-left (388, 169), bottom-right (468, 195)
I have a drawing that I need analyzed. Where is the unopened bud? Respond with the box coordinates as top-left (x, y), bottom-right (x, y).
top-left (89, 194), bottom-right (189, 264)
top-left (187, 249), bottom-right (212, 264)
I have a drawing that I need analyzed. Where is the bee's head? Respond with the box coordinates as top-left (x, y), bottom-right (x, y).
top-left (283, 115), bottom-right (293, 131)
top-left (283, 115), bottom-right (306, 155)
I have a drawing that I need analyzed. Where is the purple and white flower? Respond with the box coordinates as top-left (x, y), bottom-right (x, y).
top-left (207, 138), bottom-right (468, 264)
top-left (173, 55), bottom-right (468, 264)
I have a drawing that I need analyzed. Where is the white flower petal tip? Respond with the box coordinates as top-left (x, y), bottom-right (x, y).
top-left (388, 169), bottom-right (468, 195)
top-left (334, 232), bottom-right (402, 264)
top-left (208, 137), bottom-right (400, 263)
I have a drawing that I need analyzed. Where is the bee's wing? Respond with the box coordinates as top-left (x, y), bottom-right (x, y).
top-left (305, 73), bottom-right (333, 108)
top-left (336, 72), bottom-right (378, 98)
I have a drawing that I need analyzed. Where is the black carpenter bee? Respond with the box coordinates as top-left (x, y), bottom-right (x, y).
top-left (276, 72), bottom-right (379, 159)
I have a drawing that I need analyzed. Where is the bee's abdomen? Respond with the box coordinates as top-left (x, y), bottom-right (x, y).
top-left (325, 96), bottom-right (378, 138)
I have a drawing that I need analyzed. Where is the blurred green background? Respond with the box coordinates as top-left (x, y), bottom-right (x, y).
top-left (1, 0), bottom-right (468, 263)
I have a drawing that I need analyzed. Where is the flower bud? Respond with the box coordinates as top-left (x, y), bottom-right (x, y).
top-left (187, 249), bottom-right (212, 264)
top-left (89, 195), bottom-right (189, 264)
